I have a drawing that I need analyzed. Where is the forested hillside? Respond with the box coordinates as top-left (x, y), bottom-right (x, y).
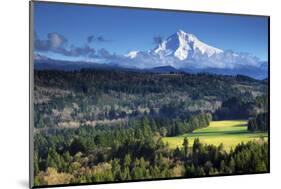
top-left (34, 70), bottom-right (267, 130)
top-left (33, 69), bottom-right (269, 186)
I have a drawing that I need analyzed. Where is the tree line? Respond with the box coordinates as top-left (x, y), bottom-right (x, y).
top-left (248, 112), bottom-right (268, 132)
top-left (33, 116), bottom-right (268, 186)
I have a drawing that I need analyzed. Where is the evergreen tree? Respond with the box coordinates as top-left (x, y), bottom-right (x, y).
top-left (182, 137), bottom-right (189, 158)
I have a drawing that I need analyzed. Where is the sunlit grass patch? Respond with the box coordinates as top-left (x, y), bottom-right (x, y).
top-left (162, 120), bottom-right (268, 152)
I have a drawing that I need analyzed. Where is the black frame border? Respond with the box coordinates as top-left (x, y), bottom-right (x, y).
top-left (29, 1), bottom-right (270, 188)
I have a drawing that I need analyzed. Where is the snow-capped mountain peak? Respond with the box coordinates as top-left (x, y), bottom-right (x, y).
top-left (153, 29), bottom-right (223, 60)
top-left (119, 29), bottom-right (266, 79)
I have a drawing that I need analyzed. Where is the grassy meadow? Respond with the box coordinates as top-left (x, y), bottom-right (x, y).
top-left (162, 120), bottom-right (268, 151)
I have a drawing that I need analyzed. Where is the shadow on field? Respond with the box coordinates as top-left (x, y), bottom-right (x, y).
top-left (232, 123), bottom-right (247, 127)
top-left (194, 130), bottom-right (249, 136)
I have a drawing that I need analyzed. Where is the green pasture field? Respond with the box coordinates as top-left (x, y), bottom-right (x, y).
top-left (162, 120), bottom-right (268, 152)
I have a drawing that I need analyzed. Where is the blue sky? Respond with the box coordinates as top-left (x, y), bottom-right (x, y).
top-left (34, 2), bottom-right (268, 61)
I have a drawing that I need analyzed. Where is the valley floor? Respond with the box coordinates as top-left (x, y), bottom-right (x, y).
top-left (162, 120), bottom-right (268, 151)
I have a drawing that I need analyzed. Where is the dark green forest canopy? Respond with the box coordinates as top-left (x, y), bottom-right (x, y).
top-left (34, 70), bottom-right (266, 98)
top-left (34, 123), bottom-right (268, 186)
